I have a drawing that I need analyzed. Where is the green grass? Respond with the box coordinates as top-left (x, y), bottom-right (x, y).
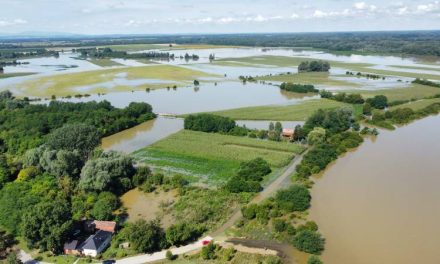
top-left (156, 251), bottom-right (282, 264)
top-left (0, 72), bottom-right (35, 79)
top-left (208, 99), bottom-right (357, 121)
top-left (88, 58), bottom-right (123, 67)
top-left (12, 64), bottom-right (217, 97)
top-left (390, 65), bottom-right (440, 72)
top-left (357, 84), bottom-right (440, 101)
top-left (389, 97), bottom-right (440, 111)
top-left (132, 130), bottom-right (305, 185)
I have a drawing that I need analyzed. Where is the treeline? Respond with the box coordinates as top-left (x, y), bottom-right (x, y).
top-left (5, 31), bottom-right (440, 57)
top-left (371, 102), bottom-right (440, 128)
top-left (346, 71), bottom-right (385, 80)
top-left (280, 83), bottom-right (318, 93)
top-left (0, 91), bottom-right (155, 155)
top-left (412, 78), bottom-right (440, 88)
top-left (298, 61), bottom-right (330, 73)
top-left (0, 48), bottom-right (59, 60)
top-left (320, 90), bottom-right (389, 114)
top-left (75, 47), bottom-right (174, 60)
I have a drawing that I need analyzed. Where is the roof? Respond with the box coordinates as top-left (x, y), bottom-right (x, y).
top-left (80, 230), bottom-right (112, 251)
top-left (93, 220), bottom-right (117, 233)
top-left (282, 128), bottom-right (294, 136)
top-left (64, 240), bottom-right (78, 250)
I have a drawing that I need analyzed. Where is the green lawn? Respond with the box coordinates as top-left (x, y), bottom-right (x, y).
top-left (132, 130), bottom-right (305, 185)
top-left (208, 99), bottom-right (358, 121)
top-left (12, 64), bottom-right (217, 97)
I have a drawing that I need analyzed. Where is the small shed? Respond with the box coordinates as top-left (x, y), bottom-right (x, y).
top-left (64, 240), bottom-right (80, 255)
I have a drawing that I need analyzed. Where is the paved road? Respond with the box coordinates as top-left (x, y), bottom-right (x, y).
top-left (115, 236), bottom-right (212, 264)
top-left (211, 151), bottom-right (306, 238)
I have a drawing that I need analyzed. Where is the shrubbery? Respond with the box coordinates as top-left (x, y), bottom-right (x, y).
top-left (275, 185), bottom-right (311, 212)
top-left (280, 83), bottom-right (318, 93)
top-left (184, 114), bottom-right (236, 133)
top-left (225, 158), bottom-right (271, 193)
top-left (298, 61), bottom-right (330, 72)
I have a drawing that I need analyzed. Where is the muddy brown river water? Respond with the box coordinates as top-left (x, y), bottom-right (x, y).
top-left (310, 114), bottom-right (440, 264)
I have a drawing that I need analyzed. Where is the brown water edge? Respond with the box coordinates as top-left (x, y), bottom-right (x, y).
top-left (120, 188), bottom-right (177, 228)
top-left (225, 238), bottom-right (309, 264)
top-left (309, 114), bottom-right (440, 264)
top-left (101, 117), bottom-right (183, 153)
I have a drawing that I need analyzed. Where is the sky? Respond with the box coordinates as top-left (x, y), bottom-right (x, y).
top-left (0, 0), bottom-right (439, 35)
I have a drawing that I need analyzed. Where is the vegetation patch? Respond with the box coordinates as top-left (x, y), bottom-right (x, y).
top-left (132, 130), bottom-right (304, 185)
top-left (208, 99), bottom-right (359, 121)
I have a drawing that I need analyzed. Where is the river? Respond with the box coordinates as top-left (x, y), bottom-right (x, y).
top-left (310, 114), bottom-right (440, 264)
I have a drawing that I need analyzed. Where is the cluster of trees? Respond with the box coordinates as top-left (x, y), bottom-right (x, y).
top-left (0, 229), bottom-right (15, 260)
top-left (280, 83), bottom-right (318, 93)
top-left (412, 78), bottom-right (440, 88)
top-left (0, 92), bottom-right (155, 155)
top-left (298, 61), bottom-right (330, 73)
top-left (320, 90), bottom-right (365, 104)
top-left (346, 71), bottom-right (384, 80)
top-left (184, 114), bottom-right (236, 133)
top-left (0, 48), bottom-right (59, 60)
top-left (372, 102), bottom-right (440, 127)
top-left (224, 158), bottom-right (271, 193)
top-left (183, 53), bottom-right (199, 61)
top-left (75, 47), bottom-right (174, 60)
top-left (238, 75), bottom-right (256, 83)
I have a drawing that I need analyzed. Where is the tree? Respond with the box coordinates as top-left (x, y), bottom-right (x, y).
top-left (308, 255), bottom-right (323, 264)
top-left (132, 166), bottom-right (152, 187)
top-left (293, 125), bottom-right (306, 141)
top-left (0, 230), bottom-right (15, 259)
top-left (21, 200), bottom-right (72, 253)
top-left (45, 124), bottom-right (100, 159)
top-left (91, 192), bottom-right (119, 221)
top-left (193, 80), bottom-right (200, 86)
top-left (79, 151), bottom-right (135, 193)
top-left (366, 95), bottom-right (388, 109)
top-left (123, 220), bottom-right (166, 253)
top-left (363, 103), bottom-right (372, 115)
top-left (125, 102), bottom-right (153, 119)
top-left (307, 127), bottom-right (326, 145)
top-left (292, 230), bottom-right (325, 254)
top-left (184, 114), bottom-right (236, 133)
top-left (236, 158), bottom-right (271, 182)
top-left (165, 222), bottom-right (204, 246)
top-left (272, 219), bottom-right (287, 233)
top-left (275, 185), bottom-right (311, 212)
top-left (38, 149), bottom-right (83, 178)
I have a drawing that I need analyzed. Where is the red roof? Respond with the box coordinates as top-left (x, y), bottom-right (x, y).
top-left (93, 220), bottom-right (117, 233)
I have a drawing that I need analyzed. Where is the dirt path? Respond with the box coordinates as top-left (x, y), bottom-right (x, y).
top-left (211, 151), bottom-right (306, 238)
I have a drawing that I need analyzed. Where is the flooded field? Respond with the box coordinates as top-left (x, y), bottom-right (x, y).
top-left (310, 114), bottom-right (440, 264)
top-left (120, 188), bottom-right (177, 227)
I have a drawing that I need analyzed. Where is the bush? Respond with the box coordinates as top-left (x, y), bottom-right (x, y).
top-left (166, 250), bottom-right (175, 260)
top-left (292, 230), bottom-right (325, 254)
top-left (275, 185), bottom-right (311, 212)
top-left (200, 241), bottom-right (217, 260)
top-left (308, 255), bottom-right (323, 264)
top-left (280, 83), bottom-right (318, 93)
top-left (165, 222), bottom-right (205, 246)
top-left (298, 61), bottom-right (330, 72)
top-left (272, 219), bottom-right (287, 233)
top-left (366, 95), bottom-right (388, 109)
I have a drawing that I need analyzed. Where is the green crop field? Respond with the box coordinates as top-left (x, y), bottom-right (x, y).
top-left (358, 84), bottom-right (440, 101)
top-left (0, 72), bottom-right (35, 79)
top-left (208, 99), bottom-right (358, 121)
top-left (88, 58), bottom-right (123, 67)
top-left (132, 130), bottom-right (305, 185)
top-left (257, 72), bottom-right (359, 87)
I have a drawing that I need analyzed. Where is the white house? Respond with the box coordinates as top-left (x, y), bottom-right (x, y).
top-left (80, 230), bottom-right (112, 257)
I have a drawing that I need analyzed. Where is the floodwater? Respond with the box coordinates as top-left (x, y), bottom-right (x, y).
top-left (310, 114), bottom-right (440, 264)
top-left (101, 118), bottom-right (304, 153)
top-left (54, 81), bottom-right (317, 111)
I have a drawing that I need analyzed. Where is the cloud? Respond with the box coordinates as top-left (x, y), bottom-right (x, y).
top-left (0, 18), bottom-right (27, 27)
top-left (416, 1), bottom-right (440, 13)
top-left (312, 9), bottom-right (351, 18)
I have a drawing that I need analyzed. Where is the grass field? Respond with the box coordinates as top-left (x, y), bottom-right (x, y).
top-left (132, 130), bottom-right (305, 185)
top-left (390, 65), bottom-right (440, 72)
top-left (0, 72), bottom-right (35, 79)
top-left (12, 64), bottom-right (216, 97)
top-left (357, 84), bottom-right (440, 101)
top-left (208, 99), bottom-right (359, 121)
top-left (88, 58), bottom-right (123, 67)
top-left (389, 97), bottom-right (440, 111)
top-left (62, 44), bottom-right (240, 52)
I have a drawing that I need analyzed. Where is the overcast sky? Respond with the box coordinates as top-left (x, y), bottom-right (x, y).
top-left (0, 0), bottom-right (439, 35)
